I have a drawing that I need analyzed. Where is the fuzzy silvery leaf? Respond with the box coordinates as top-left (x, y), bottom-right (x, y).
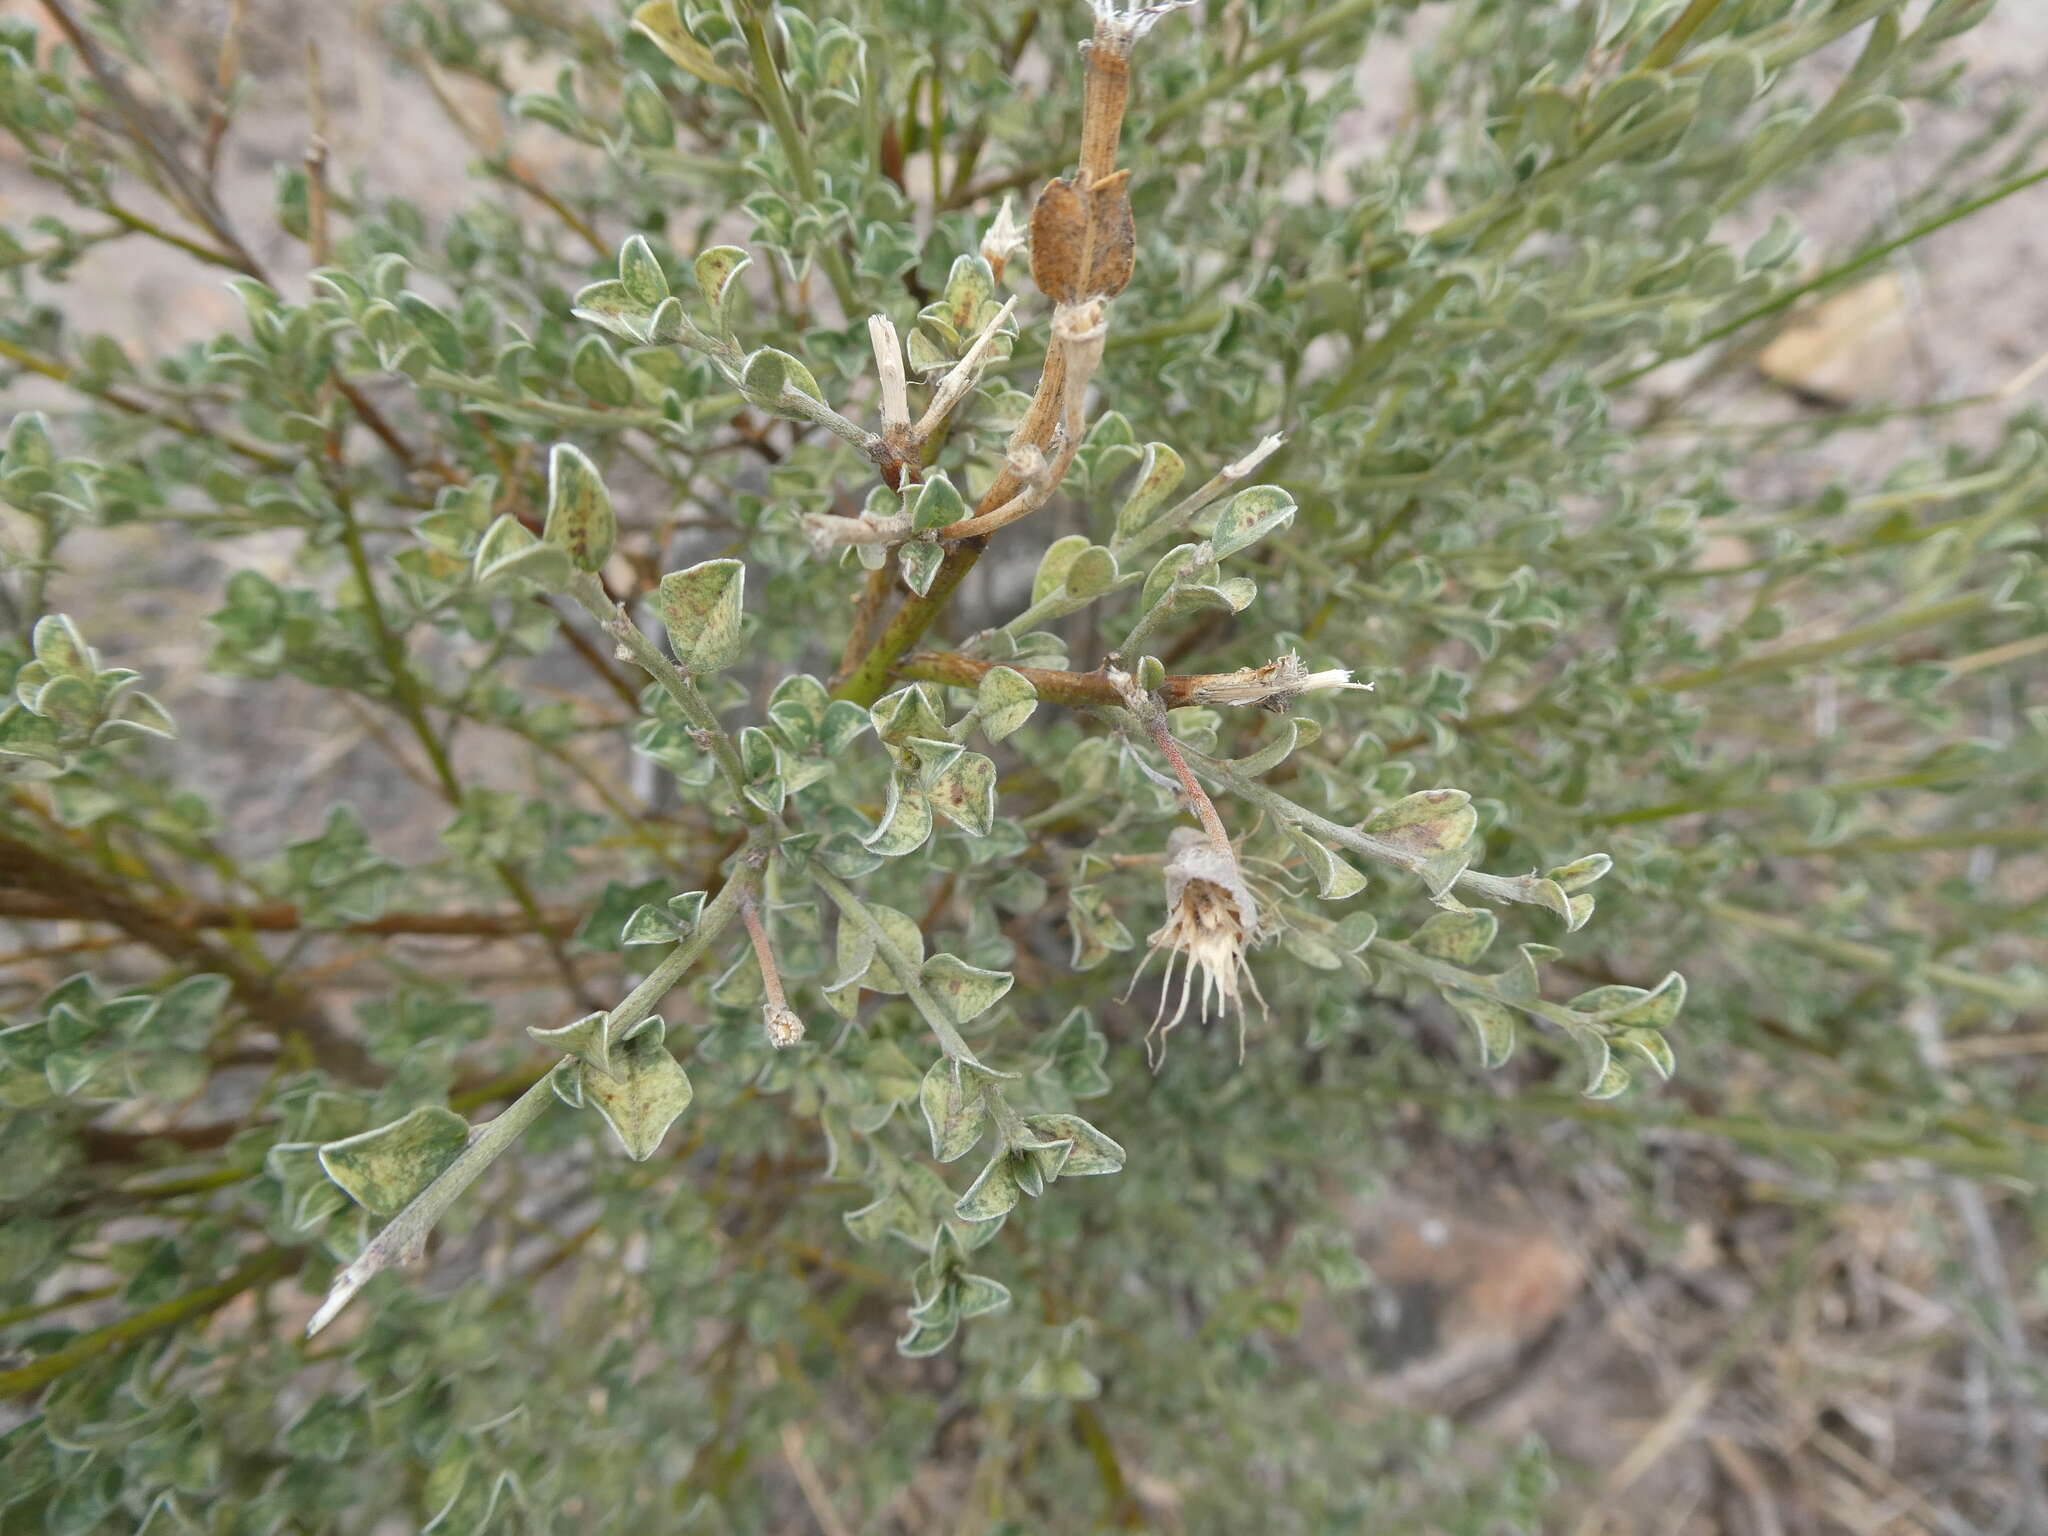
top-left (474, 514), bottom-right (573, 591)
top-left (397, 293), bottom-right (464, 369)
top-left (953, 1272), bottom-right (1011, 1319)
top-left (1408, 909), bottom-right (1498, 963)
top-left (1016, 1355), bottom-right (1100, 1402)
top-left (1067, 885), bottom-right (1133, 970)
top-left (581, 1021), bottom-right (693, 1161)
top-left (656, 558), bottom-right (745, 673)
top-left (1061, 545), bottom-right (1121, 600)
top-left (30, 674), bottom-right (97, 734)
top-left (919, 1057), bottom-right (988, 1163)
top-left (863, 773), bottom-right (933, 856)
top-left (0, 705), bottom-right (65, 766)
top-left (977, 666), bottom-right (1037, 743)
top-left (1447, 993), bottom-right (1518, 1070)
top-left (265, 1142), bottom-right (351, 1232)
top-left (1031, 534), bottom-right (1092, 606)
top-left (895, 1314), bottom-right (960, 1358)
top-left (617, 234), bottom-right (669, 307)
top-left (541, 444), bottom-right (615, 573)
top-left (741, 347), bottom-right (823, 404)
top-left (318, 1107), bottom-right (471, 1217)
top-left (1207, 485), bottom-right (1295, 559)
top-left (1226, 719), bottom-right (1304, 778)
top-left (1285, 828), bottom-right (1369, 900)
top-left (31, 614), bottom-right (91, 676)
top-left (1281, 928), bottom-right (1344, 970)
top-left (571, 335), bottom-right (636, 405)
top-left (1362, 788), bottom-right (1477, 857)
top-left (833, 903), bottom-right (924, 995)
top-left (1547, 853), bottom-right (1613, 893)
top-left (868, 684), bottom-right (948, 744)
top-left (954, 1152), bottom-right (1022, 1222)
top-left (630, 1), bottom-right (747, 90)
top-left (903, 736), bottom-right (964, 785)
top-left (1618, 1028), bottom-right (1676, 1080)
top-left (1020, 1113), bottom-right (1124, 1176)
top-left (692, 245), bottom-right (751, 330)
top-left (570, 278), bottom-right (648, 341)
top-left (920, 953), bottom-right (1014, 1024)
top-left (1138, 542), bottom-right (1205, 611)
top-left (1115, 442), bottom-right (1186, 540)
top-left (527, 1011), bottom-right (613, 1076)
top-left (899, 537), bottom-right (944, 597)
top-left (1570, 973), bottom-right (1687, 1031)
top-left (3, 410), bottom-right (55, 483)
top-left (910, 471), bottom-right (968, 532)
top-left (926, 750), bottom-right (996, 836)
top-left (767, 672), bottom-right (830, 746)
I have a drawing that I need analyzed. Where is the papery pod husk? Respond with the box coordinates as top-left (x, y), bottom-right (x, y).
top-left (1028, 171), bottom-right (1136, 304)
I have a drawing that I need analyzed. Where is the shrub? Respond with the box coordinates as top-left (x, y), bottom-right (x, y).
top-left (2, 0), bottom-right (2043, 1529)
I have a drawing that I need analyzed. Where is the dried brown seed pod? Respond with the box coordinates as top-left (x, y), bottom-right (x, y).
top-left (1029, 175), bottom-right (1090, 304)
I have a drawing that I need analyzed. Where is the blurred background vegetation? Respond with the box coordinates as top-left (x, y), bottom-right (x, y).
top-left (2, 0), bottom-right (2045, 1530)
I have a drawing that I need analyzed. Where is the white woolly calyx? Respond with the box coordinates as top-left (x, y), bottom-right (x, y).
top-left (1128, 826), bottom-right (1268, 1065)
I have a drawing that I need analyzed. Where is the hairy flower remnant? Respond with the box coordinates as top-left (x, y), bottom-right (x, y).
top-left (763, 1005), bottom-right (805, 1049)
top-left (1183, 651), bottom-right (1374, 712)
top-left (1130, 827), bottom-right (1268, 1064)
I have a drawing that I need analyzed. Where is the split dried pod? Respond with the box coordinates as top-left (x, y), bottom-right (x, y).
top-left (1028, 169), bottom-right (1136, 304)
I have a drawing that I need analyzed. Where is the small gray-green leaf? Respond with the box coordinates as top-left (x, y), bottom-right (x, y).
top-left (920, 1057), bottom-right (988, 1163)
top-left (1062, 546), bottom-right (1119, 600)
top-left (899, 538), bottom-right (944, 597)
top-left (1447, 993), bottom-right (1518, 1070)
top-left (977, 666), bottom-right (1037, 743)
top-left (581, 1027), bottom-right (694, 1160)
top-left (617, 234), bottom-right (668, 307)
top-left (318, 1106), bottom-right (471, 1216)
top-left (920, 953), bottom-right (1014, 1023)
top-left (1362, 788), bottom-right (1477, 856)
top-left (1020, 1113), bottom-right (1124, 1175)
top-left (955, 1152), bottom-right (1021, 1221)
top-left (927, 750), bottom-right (996, 836)
top-left (1115, 442), bottom-right (1186, 540)
top-left (862, 773), bottom-right (933, 857)
top-left (1031, 534), bottom-right (1091, 606)
top-left (656, 558), bottom-right (745, 673)
top-left (910, 472), bottom-right (968, 532)
top-left (542, 443), bottom-right (616, 572)
top-left (742, 346), bottom-right (822, 404)
top-left (693, 245), bottom-right (751, 329)
top-left (630, 1), bottom-right (748, 91)
top-left (528, 1011), bottom-right (613, 1076)
top-left (1209, 485), bottom-right (1295, 558)
top-left (1408, 909), bottom-right (1498, 963)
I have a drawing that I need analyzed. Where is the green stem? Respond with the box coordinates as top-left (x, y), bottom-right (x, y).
top-left (0, 1249), bottom-right (293, 1399)
top-left (1649, 593), bottom-right (1989, 694)
top-left (1146, 0), bottom-right (1384, 138)
top-left (833, 541), bottom-right (986, 707)
top-left (1200, 755), bottom-right (1568, 918)
top-left (566, 572), bottom-right (761, 821)
top-left (811, 868), bottom-right (979, 1064)
top-left (1591, 764), bottom-right (1985, 826)
top-left (338, 496), bottom-right (596, 1007)
top-left (306, 1073), bottom-right (558, 1336)
top-left (1765, 826), bottom-right (2047, 859)
top-left (1611, 163), bottom-right (2048, 389)
top-left (1705, 898), bottom-right (2048, 1012)
top-left (741, 5), bottom-right (859, 315)
top-left (1417, 1090), bottom-right (2021, 1179)
top-left (1641, 0), bottom-right (1732, 69)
